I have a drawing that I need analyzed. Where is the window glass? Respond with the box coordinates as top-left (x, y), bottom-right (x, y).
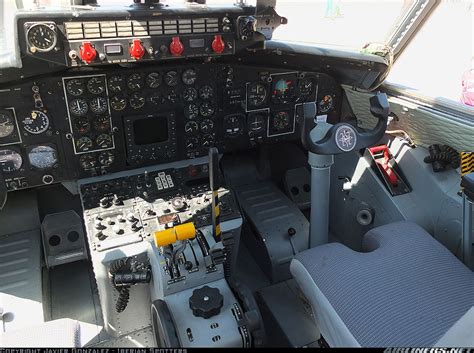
top-left (273, 0), bottom-right (415, 49)
top-left (386, 0), bottom-right (474, 105)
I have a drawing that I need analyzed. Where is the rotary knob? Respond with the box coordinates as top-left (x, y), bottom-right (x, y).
top-left (129, 39), bottom-right (145, 60)
top-left (171, 197), bottom-right (187, 212)
top-left (189, 286), bottom-right (223, 319)
top-left (79, 42), bottom-right (97, 63)
top-left (211, 35), bottom-right (225, 54)
top-left (169, 36), bottom-right (184, 56)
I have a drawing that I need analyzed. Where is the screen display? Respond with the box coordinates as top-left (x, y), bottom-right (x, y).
top-left (104, 44), bottom-right (123, 55)
top-left (133, 116), bottom-right (168, 145)
top-left (189, 38), bottom-right (205, 48)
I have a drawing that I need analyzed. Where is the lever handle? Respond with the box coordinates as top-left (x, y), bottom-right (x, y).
top-left (208, 147), bottom-right (221, 241)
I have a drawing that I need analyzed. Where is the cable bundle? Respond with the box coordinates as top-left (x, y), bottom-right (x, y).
top-left (108, 258), bottom-right (131, 313)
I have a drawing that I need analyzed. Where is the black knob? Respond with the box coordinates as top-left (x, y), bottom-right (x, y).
top-left (112, 194), bottom-right (122, 206)
top-left (171, 197), bottom-right (187, 211)
top-left (99, 197), bottom-right (110, 208)
top-left (184, 261), bottom-right (193, 271)
top-left (189, 286), bottom-right (223, 319)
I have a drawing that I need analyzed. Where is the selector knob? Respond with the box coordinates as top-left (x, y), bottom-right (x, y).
top-left (79, 42), bottom-right (97, 63)
top-left (113, 224), bottom-right (123, 234)
top-left (112, 194), bottom-right (122, 206)
top-left (94, 219), bottom-right (103, 230)
top-left (169, 37), bottom-right (184, 56)
top-left (189, 286), bottom-right (223, 319)
top-left (129, 39), bottom-right (145, 60)
top-left (211, 35), bottom-right (225, 54)
top-left (171, 197), bottom-right (187, 212)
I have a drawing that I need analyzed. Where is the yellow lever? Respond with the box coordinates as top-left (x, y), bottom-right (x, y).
top-left (153, 222), bottom-right (196, 247)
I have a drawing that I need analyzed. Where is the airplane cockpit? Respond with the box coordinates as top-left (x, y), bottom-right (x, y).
top-left (0, 0), bottom-right (473, 348)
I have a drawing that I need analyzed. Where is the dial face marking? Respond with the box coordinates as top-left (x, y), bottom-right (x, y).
top-left (22, 110), bottom-right (50, 134)
top-left (146, 72), bottom-right (161, 88)
top-left (87, 77), bottom-right (105, 95)
top-left (0, 149), bottom-right (22, 172)
top-left (0, 111), bottom-right (15, 138)
top-left (90, 96), bottom-right (108, 114)
top-left (69, 99), bottom-right (89, 116)
top-left (27, 23), bottom-right (57, 52)
top-left (164, 71), bottom-right (179, 87)
top-left (28, 145), bottom-right (58, 169)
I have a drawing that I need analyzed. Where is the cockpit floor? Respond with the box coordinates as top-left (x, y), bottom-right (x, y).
top-left (0, 230), bottom-right (43, 332)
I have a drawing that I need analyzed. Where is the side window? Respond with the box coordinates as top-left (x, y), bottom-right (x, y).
top-left (386, 0), bottom-right (474, 107)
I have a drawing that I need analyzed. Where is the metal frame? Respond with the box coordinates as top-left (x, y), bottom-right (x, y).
top-left (386, 0), bottom-right (440, 61)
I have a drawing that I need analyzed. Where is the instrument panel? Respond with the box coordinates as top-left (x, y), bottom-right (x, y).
top-left (0, 63), bottom-right (341, 191)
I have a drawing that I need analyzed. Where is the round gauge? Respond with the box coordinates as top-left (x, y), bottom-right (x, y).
top-left (167, 90), bottom-right (178, 104)
top-left (199, 102), bottom-right (215, 117)
top-left (127, 73), bottom-right (144, 91)
top-left (184, 121), bottom-right (199, 136)
top-left (28, 145), bottom-right (58, 169)
top-left (272, 78), bottom-right (295, 103)
top-left (199, 85), bottom-right (214, 100)
top-left (183, 87), bottom-right (198, 102)
top-left (76, 136), bottom-right (93, 152)
top-left (200, 119), bottom-right (215, 134)
top-left (129, 93), bottom-right (146, 110)
top-left (201, 134), bottom-right (215, 148)
top-left (69, 98), bottom-right (89, 116)
top-left (93, 116), bottom-right (111, 132)
top-left (74, 117), bottom-right (91, 134)
top-left (87, 77), bottom-right (105, 95)
top-left (146, 72), bottom-right (161, 89)
top-left (96, 133), bottom-right (113, 149)
top-left (89, 96), bottom-right (108, 114)
top-left (185, 137), bottom-right (199, 151)
top-left (184, 103), bottom-right (199, 120)
top-left (0, 149), bottom-right (22, 172)
top-left (223, 114), bottom-right (244, 137)
top-left (318, 95), bottom-right (334, 113)
top-left (273, 111), bottom-right (290, 130)
top-left (247, 113), bottom-right (266, 135)
top-left (147, 91), bottom-right (161, 105)
top-left (0, 110), bottom-right (15, 138)
top-left (299, 78), bottom-right (314, 99)
top-left (108, 76), bottom-right (125, 93)
top-left (164, 71), bottom-right (179, 87)
top-left (66, 79), bottom-right (85, 96)
top-left (110, 96), bottom-right (127, 111)
top-left (79, 154), bottom-right (97, 170)
top-left (98, 151), bottom-right (114, 166)
top-left (26, 23), bottom-right (57, 52)
top-left (248, 83), bottom-right (267, 107)
top-left (182, 69), bottom-right (197, 85)
top-left (22, 110), bottom-right (50, 134)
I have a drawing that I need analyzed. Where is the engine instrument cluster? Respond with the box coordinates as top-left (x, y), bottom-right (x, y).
top-left (0, 63), bottom-right (340, 192)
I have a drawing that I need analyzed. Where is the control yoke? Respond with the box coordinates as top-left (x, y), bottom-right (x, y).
top-left (301, 92), bottom-right (390, 155)
top-left (301, 92), bottom-right (390, 248)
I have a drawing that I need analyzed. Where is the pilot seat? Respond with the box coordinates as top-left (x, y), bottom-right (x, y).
top-left (291, 94), bottom-right (474, 347)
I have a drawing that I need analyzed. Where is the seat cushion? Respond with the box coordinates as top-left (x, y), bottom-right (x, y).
top-left (0, 318), bottom-right (80, 347)
top-left (290, 221), bottom-right (474, 347)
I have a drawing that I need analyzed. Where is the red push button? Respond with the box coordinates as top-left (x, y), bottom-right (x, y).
top-left (169, 37), bottom-right (184, 56)
top-left (212, 35), bottom-right (225, 54)
top-left (129, 39), bottom-right (145, 60)
top-left (79, 42), bottom-right (96, 64)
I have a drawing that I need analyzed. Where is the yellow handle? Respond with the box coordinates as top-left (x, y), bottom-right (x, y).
top-left (154, 222), bottom-right (196, 247)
